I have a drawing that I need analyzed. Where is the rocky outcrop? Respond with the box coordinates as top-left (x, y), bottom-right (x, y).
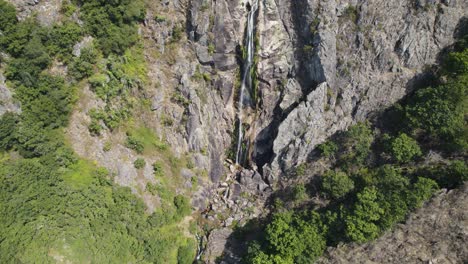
top-left (200, 167), bottom-right (270, 263)
top-left (317, 183), bottom-right (468, 264)
top-left (9, 0), bottom-right (62, 26)
top-left (253, 0), bottom-right (468, 181)
top-left (0, 72), bottom-right (20, 116)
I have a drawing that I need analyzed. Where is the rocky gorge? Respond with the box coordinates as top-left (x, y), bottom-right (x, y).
top-left (1, 0), bottom-right (467, 263)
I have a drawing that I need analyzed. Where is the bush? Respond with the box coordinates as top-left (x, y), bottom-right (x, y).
top-left (345, 187), bottom-right (384, 243)
top-left (321, 170), bottom-right (355, 200)
top-left (152, 161), bottom-right (164, 177)
top-left (0, 0), bottom-right (17, 32)
top-left (173, 195), bottom-right (191, 220)
top-left (293, 184), bottom-right (307, 201)
top-left (177, 240), bottom-right (197, 264)
top-left (0, 112), bottom-right (19, 151)
top-left (262, 212), bottom-right (326, 263)
top-left (317, 140), bottom-right (338, 158)
top-left (44, 21), bottom-right (83, 61)
top-left (78, 0), bottom-right (145, 55)
top-left (340, 122), bottom-right (374, 166)
top-left (407, 177), bottom-right (438, 209)
top-left (69, 47), bottom-right (98, 80)
top-left (405, 75), bottom-right (466, 151)
top-left (134, 158), bottom-right (146, 169)
top-left (126, 135), bottom-right (144, 153)
top-left (388, 133), bottom-right (422, 163)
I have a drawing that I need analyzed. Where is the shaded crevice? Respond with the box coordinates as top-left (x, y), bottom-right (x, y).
top-left (290, 0), bottom-right (322, 93)
top-left (253, 0), bottom-right (323, 174)
top-left (253, 82), bottom-right (318, 175)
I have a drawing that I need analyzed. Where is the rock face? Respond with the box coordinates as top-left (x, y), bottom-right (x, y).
top-left (9, 0), bottom-right (62, 26)
top-left (0, 72), bottom-right (20, 116)
top-left (251, 0), bottom-right (468, 181)
top-left (317, 183), bottom-right (468, 264)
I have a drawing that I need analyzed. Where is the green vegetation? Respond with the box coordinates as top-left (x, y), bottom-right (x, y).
top-left (387, 133), bottom-right (422, 163)
top-left (244, 28), bottom-right (467, 263)
top-left (125, 126), bottom-right (168, 154)
top-left (68, 46), bottom-right (99, 80)
top-left (317, 140), bottom-right (338, 158)
top-left (87, 45), bottom-right (148, 132)
top-left (342, 5), bottom-right (359, 24)
top-left (321, 170), bottom-right (355, 200)
top-left (153, 161), bottom-right (164, 177)
top-left (75, 0), bottom-right (145, 55)
top-left (134, 158), bottom-right (146, 169)
top-left (0, 1), bottom-right (195, 262)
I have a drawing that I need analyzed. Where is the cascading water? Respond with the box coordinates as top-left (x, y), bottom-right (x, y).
top-left (235, 0), bottom-right (258, 165)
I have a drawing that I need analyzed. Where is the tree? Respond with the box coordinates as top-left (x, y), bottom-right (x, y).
top-left (0, 0), bottom-right (17, 32)
top-left (389, 133), bottom-right (422, 163)
top-left (263, 212), bottom-right (325, 263)
top-left (407, 177), bottom-right (438, 209)
top-left (339, 122), bottom-right (374, 166)
top-left (321, 170), bottom-right (355, 200)
top-left (0, 112), bottom-right (18, 151)
top-left (265, 213), bottom-right (302, 259)
top-left (177, 239), bottom-right (196, 264)
top-left (173, 195), bottom-right (191, 220)
top-left (405, 75), bottom-right (466, 150)
top-left (345, 187), bottom-right (384, 243)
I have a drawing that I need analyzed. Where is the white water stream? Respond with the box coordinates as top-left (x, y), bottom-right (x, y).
top-left (235, 0), bottom-right (258, 165)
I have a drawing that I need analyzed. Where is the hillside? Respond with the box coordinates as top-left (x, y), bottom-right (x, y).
top-left (0, 0), bottom-right (466, 263)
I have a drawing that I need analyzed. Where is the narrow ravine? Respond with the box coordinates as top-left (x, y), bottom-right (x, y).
top-left (236, 0), bottom-right (259, 166)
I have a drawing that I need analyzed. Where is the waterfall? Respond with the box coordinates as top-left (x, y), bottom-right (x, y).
top-left (236, 0), bottom-right (258, 165)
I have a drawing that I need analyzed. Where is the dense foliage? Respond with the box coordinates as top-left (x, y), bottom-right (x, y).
top-left (73, 0), bottom-right (145, 55)
top-left (245, 27), bottom-right (467, 263)
top-left (0, 1), bottom-right (195, 263)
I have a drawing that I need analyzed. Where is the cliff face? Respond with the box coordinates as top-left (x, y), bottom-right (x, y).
top-left (7, 0), bottom-right (466, 189)
top-left (189, 0), bottom-right (468, 183)
top-left (317, 183), bottom-right (468, 264)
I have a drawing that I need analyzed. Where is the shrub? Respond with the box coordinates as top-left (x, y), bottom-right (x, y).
top-left (152, 161), bottom-right (164, 177)
top-left (103, 141), bottom-right (112, 152)
top-left (177, 240), bottom-right (197, 264)
top-left (317, 140), bottom-right (338, 158)
top-left (78, 0), bottom-right (145, 55)
top-left (389, 133), bottom-right (422, 163)
top-left (407, 177), bottom-right (438, 209)
top-left (405, 75), bottom-right (466, 150)
top-left (0, 112), bottom-right (19, 151)
top-left (126, 135), bottom-right (144, 153)
top-left (134, 158), bottom-right (146, 169)
top-left (0, 0), bottom-right (17, 32)
top-left (173, 195), bottom-right (191, 220)
top-left (171, 25), bottom-right (183, 42)
top-left (88, 119), bottom-right (102, 136)
top-left (345, 187), bottom-right (384, 243)
top-left (293, 184), bottom-right (307, 201)
top-left (340, 122), bottom-right (374, 166)
top-left (44, 21), bottom-right (83, 61)
top-left (321, 170), bottom-right (355, 200)
top-left (69, 47), bottom-right (98, 80)
top-left (295, 163), bottom-right (307, 177)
